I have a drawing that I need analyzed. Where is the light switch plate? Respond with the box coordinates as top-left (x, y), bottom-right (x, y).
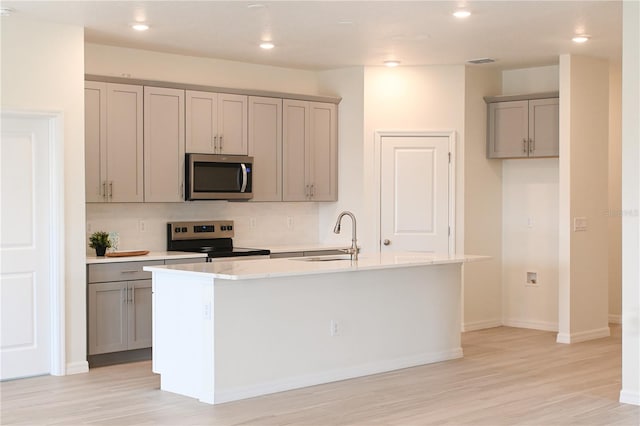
top-left (573, 217), bottom-right (588, 232)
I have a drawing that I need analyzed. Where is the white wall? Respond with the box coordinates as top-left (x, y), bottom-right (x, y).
top-left (620, 0), bottom-right (640, 406)
top-left (558, 55), bottom-right (610, 343)
top-left (1, 17), bottom-right (87, 373)
top-left (608, 61), bottom-right (623, 323)
top-left (462, 67), bottom-right (503, 330)
top-left (85, 43), bottom-right (321, 95)
top-left (502, 159), bottom-right (559, 330)
top-left (361, 66), bottom-right (466, 254)
top-left (84, 44), bottom-right (327, 253)
top-left (500, 66), bottom-right (560, 331)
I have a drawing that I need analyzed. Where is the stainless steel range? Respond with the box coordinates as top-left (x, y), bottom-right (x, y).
top-left (167, 220), bottom-right (270, 262)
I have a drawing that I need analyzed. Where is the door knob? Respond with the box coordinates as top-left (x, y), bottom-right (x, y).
top-left (383, 239), bottom-right (391, 246)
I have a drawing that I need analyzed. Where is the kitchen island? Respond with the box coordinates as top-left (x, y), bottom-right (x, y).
top-left (144, 252), bottom-right (486, 404)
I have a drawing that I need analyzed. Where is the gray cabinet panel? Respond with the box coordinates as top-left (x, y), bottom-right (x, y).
top-left (487, 97), bottom-right (558, 159)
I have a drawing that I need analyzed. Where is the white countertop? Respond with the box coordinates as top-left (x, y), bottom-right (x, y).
top-left (144, 252), bottom-right (489, 280)
top-left (86, 251), bottom-right (208, 264)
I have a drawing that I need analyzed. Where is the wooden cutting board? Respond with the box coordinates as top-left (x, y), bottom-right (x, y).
top-left (105, 250), bottom-right (150, 257)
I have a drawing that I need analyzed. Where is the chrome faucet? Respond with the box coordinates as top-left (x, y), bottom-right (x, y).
top-left (333, 211), bottom-right (358, 261)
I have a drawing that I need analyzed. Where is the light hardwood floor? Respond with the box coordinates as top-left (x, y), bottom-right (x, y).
top-left (2, 325), bottom-right (638, 425)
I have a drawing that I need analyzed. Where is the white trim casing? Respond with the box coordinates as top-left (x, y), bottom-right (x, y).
top-left (2, 110), bottom-right (66, 376)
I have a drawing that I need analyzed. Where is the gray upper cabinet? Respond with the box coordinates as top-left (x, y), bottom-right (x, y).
top-left (283, 100), bottom-right (338, 201)
top-left (248, 96), bottom-right (283, 202)
top-left (185, 90), bottom-right (248, 155)
top-left (144, 86), bottom-right (185, 202)
top-left (487, 96), bottom-right (559, 159)
top-left (85, 82), bottom-right (144, 202)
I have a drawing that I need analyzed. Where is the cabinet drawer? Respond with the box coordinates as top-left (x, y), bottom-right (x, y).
top-left (87, 260), bottom-right (164, 283)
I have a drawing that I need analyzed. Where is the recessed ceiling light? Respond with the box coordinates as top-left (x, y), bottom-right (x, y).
top-left (131, 22), bottom-right (150, 31)
top-left (260, 42), bottom-right (275, 50)
top-left (384, 60), bottom-right (401, 68)
top-left (453, 10), bottom-right (471, 18)
top-left (572, 34), bottom-right (591, 43)
top-left (1, 7), bottom-right (15, 16)
top-left (247, 3), bottom-right (266, 9)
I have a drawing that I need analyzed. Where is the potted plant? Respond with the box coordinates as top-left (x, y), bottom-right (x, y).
top-left (89, 231), bottom-right (112, 256)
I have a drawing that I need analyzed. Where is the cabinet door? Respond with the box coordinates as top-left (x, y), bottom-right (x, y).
top-left (127, 280), bottom-right (152, 350)
top-left (529, 98), bottom-right (559, 157)
top-left (85, 82), bottom-right (107, 202)
top-left (88, 282), bottom-right (128, 355)
top-left (186, 90), bottom-right (217, 154)
top-left (488, 100), bottom-right (529, 158)
top-left (248, 97), bottom-right (282, 201)
top-left (106, 83), bottom-right (144, 202)
top-left (144, 87), bottom-right (186, 202)
top-left (309, 102), bottom-right (338, 201)
top-left (282, 99), bottom-right (309, 201)
top-left (218, 93), bottom-right (248, 154)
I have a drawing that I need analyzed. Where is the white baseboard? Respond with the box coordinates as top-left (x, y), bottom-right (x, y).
top-left (620, 389), bottom-right (640, 406)
top-left (608, 314), bottom-right (622, 324)
top-left (463, 319), bottom-right (502, 332)
top-left (66, 361), bottom-right (89, 375)
top-left (502, 318), bottom-right (558, 332)
top-left (213, 348), bottom-right (463, 404)
top-left (556, 327), bottom-right (611, 344)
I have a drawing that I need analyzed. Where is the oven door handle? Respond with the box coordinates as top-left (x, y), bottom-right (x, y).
top-left (240, 163), bottom-right (248, 193)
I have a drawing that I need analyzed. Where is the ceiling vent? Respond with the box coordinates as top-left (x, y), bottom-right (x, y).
top-left (466, 57), bottom-right (496, 65)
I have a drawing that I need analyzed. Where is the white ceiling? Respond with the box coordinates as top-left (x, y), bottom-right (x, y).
top-left (2, 1), bottom-right (622, 71)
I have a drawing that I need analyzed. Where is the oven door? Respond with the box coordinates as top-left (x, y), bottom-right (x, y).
top-left (185, 154), bottom-right (253, 200)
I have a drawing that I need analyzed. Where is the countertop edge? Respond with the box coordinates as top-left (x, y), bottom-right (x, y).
top-left (86, 251), bottom-right (208, 264)
top-left (144, 254), bottom-right (490, 280)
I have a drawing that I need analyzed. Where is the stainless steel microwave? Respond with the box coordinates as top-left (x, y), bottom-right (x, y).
top-left (185, 154), bottom-right (253, 200)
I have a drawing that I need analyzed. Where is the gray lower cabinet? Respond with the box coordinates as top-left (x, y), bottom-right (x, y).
top-left (87, 280), bottom-right (152, 355)
top-left (87, 257), bottom-right (206, 356)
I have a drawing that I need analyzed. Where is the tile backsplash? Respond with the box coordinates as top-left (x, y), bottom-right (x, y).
top-left (86, 201), bottom-right (319, 254)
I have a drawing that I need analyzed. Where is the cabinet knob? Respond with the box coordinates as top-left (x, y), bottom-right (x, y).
top-left (383, 239), bottom-right (391, 246)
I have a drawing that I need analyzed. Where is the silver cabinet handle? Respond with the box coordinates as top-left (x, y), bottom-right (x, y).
top-left (305, 184), bottom-right (310, 198)
top-left (523, 138), bottom-right (527, 153)
top-left (219, 135), bottom-right (223, 150)
top-left (120, 270), bottom-right (139, 274)
top-left (108, 181), bottom-right (113, 198)
top-left (102, 181), bottom-right (107, 200)
top-left (310, 184), bottom-right (315, 198)
top-left (122, 288), bottom-right (127, 304)
top-left (383, 239), bottom-right (391, 246)
top-left (529, 138), bottom-right (535, 154)
top-left (131, 286), bottom-right (135, 305)
top-left (213, 135), bottom-right (218, 152)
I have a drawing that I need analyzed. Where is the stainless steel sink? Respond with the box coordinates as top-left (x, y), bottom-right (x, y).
top-left (292, 255), bottom-right (353, 262)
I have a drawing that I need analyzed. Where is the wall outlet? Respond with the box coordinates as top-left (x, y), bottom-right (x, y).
top-left (330, 320), bottom-right (339, 336)
top-left (138, 220), bottom-right (146, 233)
top-left (86, 222), bottom-right (93, 234)
top-left (526, 271), bottom-right (538, 286)
top-left (287, 216), bottom-right (294, 229)
top-left (249, 217), bottom-right (257, 229)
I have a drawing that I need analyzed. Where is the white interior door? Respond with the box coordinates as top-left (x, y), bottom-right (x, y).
top-left (1, 115), bottom-right (51, 379)
top-left (380, 135), bottom-right (450, 253)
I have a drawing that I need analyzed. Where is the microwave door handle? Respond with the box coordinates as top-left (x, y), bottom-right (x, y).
top-left (240, 163), bottom-right (248, 193)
